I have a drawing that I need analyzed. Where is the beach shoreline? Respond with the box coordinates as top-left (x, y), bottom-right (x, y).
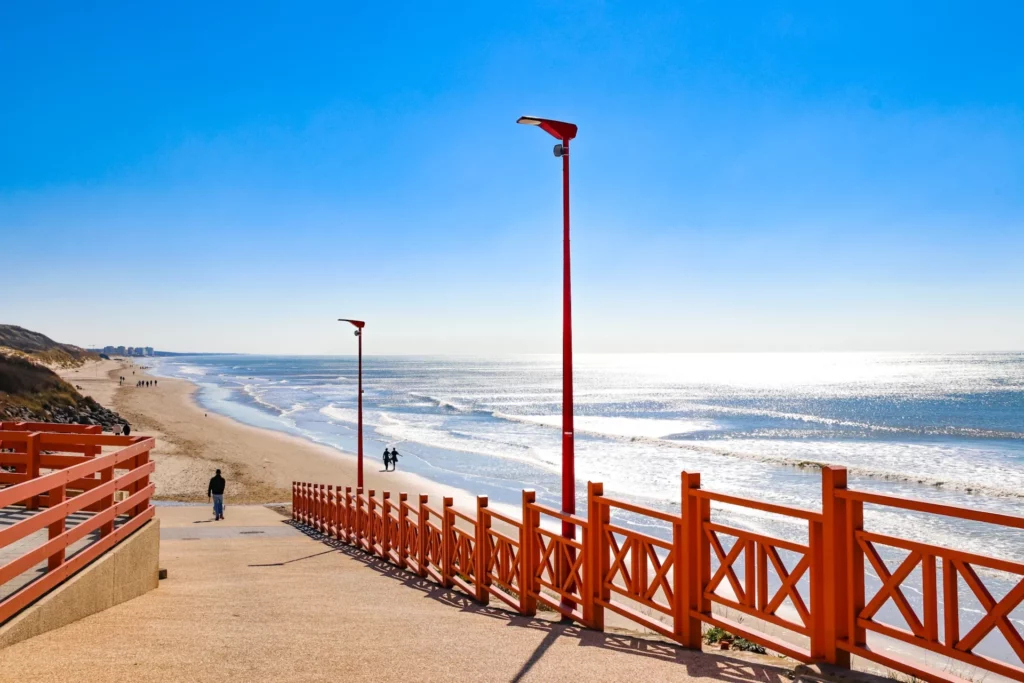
top-left (59, 359), bottom-right (473, 509)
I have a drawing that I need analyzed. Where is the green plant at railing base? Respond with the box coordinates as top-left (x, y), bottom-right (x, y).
top-left (702, 626), bottom-right (767, 654)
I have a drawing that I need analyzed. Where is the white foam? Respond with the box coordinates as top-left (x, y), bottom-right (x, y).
top-left (497, 413), bottom-right (718, 439)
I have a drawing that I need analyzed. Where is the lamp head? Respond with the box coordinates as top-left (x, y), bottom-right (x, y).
top-left (516, 115), bottom-right (577, 141)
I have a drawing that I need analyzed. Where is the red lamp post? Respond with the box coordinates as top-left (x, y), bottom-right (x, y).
top-left (517, 115), bottom-right (579, 551)
top-left (338, 318), bottom-right (366, 489)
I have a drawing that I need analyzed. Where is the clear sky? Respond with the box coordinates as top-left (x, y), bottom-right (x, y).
top-left (2, 2), bottom-right (1022, 354)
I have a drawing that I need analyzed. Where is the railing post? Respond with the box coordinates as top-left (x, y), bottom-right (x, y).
top-left (329, 485), bottom-right (338, 538)
top-left (586, 481), bottom-right (606, 630)
top-left (292, 482), bottom-right (297, 520)
top-left (821, 466), bottom-right (850, 667)
top-left (100, 458), bottom-right (116, 537)
top-left (315, 481), bottom-right (323, 528)
top-left (336, 485), bottom-right (344, 539)
top-left (678, 472), bottom-right (703, 648)
top-left (307, 483), bottom-right (313, 526)
top-left (521, 489), bottom-right (538, 616)
top-left (310, 483), bottom-right (316, 529)
top-left (26, 433), bottom-right (40, 510)
top-left (90, 437), bottom-right (114, 527)
top-left (320, 484), bottom-right (328, 532)
top-left (367, 490), bottom-right (376, 550)
top-left (356, 488), bottom-right (364, 546)
top-left (398, 493), bottom-right (409, 568)
top-left (417, 494), bottom-right (429, 578)
top-left (47, 477), bottom-right (67, 572)
top-left (325, 485), bottom-right (333, 536)
top-left (344, 487), bottom-right (353, 542)
top-left (134, 446), bottom-right (152, 518)
top-left (441, 496), bottom-right (454, 588)
top-left (476, 495), bottom-right (490, 604)
top-left (382, 491), bottom-right (392, 558)
top-left (298, 483), bottom-right (304, 523)
top-left (311, 483), bottom-right (318, 530)
top-left (850, 490), bottom-right (866, 655)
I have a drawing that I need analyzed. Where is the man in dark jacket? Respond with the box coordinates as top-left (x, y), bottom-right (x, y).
top-left (208, 469), bottom-right (226, 521)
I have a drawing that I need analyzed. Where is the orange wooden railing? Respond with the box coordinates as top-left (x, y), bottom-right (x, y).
top-left (293, 468), bottom-right (1024, 683)
top-left (0, 422), bottom-right (156, 623)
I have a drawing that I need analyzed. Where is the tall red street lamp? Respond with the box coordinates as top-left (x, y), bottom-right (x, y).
top-left (339, 318), bottom-right (366, 489)
top-left (517, 115), bottom-right (579, 551)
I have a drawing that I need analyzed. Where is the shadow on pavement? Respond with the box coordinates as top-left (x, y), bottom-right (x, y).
top-left (287, 520), bottom-right (795, 683)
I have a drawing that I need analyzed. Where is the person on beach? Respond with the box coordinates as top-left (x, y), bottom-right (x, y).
top-left (208, 469), bottom-right (226, 520)
top-left (389, 447), bottom-right (402, 471)
top-left (382, 447), bottom-right (392, 471)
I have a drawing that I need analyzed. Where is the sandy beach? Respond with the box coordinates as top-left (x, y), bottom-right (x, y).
top-left (59, 359), bottom-right (469, 508)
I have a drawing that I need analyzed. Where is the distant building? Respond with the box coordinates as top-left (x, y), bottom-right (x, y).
top-left (144, 347), bottom-right (154, 356)
top-left (116, 346), bottom-right (126, 355)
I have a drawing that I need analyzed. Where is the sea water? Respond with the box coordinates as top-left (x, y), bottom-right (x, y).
top-left (148, 352), bottom-right (1024, 663)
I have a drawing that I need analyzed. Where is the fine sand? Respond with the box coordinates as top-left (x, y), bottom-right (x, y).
top-left (59, 359), bottom-right (470, 508)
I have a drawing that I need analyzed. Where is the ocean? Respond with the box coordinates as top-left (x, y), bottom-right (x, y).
top-left (148, 352), bottom-right (1024, 660)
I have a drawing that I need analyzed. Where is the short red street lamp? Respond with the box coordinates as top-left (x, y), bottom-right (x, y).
top-left (517, 115), bottom-right (579, 552)
top-left (338, 318), bottom-right (366, 489)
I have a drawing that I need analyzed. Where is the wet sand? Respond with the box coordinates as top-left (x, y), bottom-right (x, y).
top-left (60, 359), bottom-right (467, 507)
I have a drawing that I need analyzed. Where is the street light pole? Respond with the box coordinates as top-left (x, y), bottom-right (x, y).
top-left (559, 134), bottom-right (574, 537)
top-left (517, 115), bottom-right (579, 543)
top-left (339, 318), bottom-right (366, 488)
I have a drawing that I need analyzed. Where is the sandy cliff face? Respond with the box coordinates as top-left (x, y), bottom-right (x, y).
top-left (0, 325), bottom-right (123, 428)
top-left (0, 323), bottom-right (99, 370)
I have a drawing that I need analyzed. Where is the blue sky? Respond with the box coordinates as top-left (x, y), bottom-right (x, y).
top-left (2, 2), bottom-right (1022, 353)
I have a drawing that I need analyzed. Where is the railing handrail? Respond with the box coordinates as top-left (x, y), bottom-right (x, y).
top-left (693, 489), bottom-right (822, 521)
top-left (527, 501), bottom-right (588, 527)
top-left (481, 507), bottom-right (521, 528)
top-left (837, 487), bottom-right (1024, 529)
top-left (448, 506), bottom-right (476, 525)
top-left (598, 495), bottom-right (680, 523)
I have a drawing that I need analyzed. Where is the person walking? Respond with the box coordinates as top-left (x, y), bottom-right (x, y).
top-left (208, 469), bottom-right (226, 520)
top-left (390, 447), bottom-right (402, 471)
top-left (382, 447), bottom-right (392, 471)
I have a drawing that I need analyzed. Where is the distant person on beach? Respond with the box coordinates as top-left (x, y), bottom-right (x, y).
top-left (390, 447), bottom-right (402, 471)
top-left (382, 447), bottom-right (392, 471)
top-left (208, 469), bottom-right (226, 521)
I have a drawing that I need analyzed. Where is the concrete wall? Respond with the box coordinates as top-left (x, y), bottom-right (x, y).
top-left (0, 518), bottom-right (160, 648)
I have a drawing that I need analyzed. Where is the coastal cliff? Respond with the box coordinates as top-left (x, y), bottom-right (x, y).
top-left (0, 324), bottom-right (124, 428)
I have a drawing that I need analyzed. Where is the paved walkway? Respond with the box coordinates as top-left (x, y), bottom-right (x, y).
top-left (0, 505), bottom-right (800, 682)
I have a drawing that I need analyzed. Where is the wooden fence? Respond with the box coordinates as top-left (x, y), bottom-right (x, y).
top-left (0, 422), bottom-right (156, 623)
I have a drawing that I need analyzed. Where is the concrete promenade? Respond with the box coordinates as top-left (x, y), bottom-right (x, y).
top-left (0, 505), bottom-right (801, 682)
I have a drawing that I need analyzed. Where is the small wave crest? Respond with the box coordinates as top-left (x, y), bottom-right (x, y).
top-left (408, 392), bottom-right (473, 413)
top-left (687, 403), bottom-right (1024, 440)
